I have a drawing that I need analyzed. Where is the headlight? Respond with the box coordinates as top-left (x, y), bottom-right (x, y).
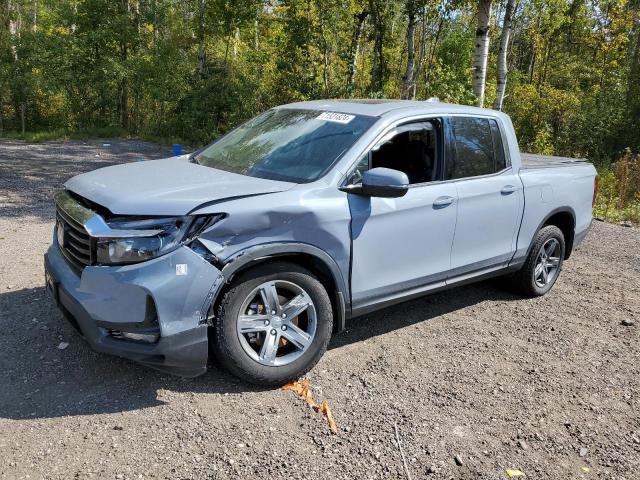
top-left (96, 215), bottom-right (222, 265)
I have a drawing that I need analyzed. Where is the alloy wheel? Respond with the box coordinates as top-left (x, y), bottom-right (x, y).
top-left (534, 238), bottom-right (561, 288)
top-left (236, 280), bottom-right (317, 367)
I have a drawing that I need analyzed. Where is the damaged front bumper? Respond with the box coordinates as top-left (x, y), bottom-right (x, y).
top-left (44, 233), bottom-right (224, 377)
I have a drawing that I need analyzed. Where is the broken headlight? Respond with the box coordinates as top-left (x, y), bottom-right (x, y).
top-left (96, 215), bottom-right (222, 265)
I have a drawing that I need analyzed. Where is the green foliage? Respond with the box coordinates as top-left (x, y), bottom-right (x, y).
top-left (0, 0), bottom-right (639, 221)
top-left (593, 151), bottom-right (640, 223)
top-left (594, 169), bottom-right (640, 224)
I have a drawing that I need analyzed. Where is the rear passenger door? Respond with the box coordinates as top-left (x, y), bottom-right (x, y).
top-left (446, 116), bottom-right (524, 278)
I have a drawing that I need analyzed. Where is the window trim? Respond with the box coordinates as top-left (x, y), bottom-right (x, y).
top-left (340, 114), bottom-right (446, 189)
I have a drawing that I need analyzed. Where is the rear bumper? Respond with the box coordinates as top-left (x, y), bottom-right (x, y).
top-left (45, 232), bottom-right (224, 377)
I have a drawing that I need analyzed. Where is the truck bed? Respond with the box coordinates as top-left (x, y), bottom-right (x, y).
top-left (521, 153), bottom-right (590, 169)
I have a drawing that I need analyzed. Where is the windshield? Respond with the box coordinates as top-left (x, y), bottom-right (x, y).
top-left (193, 109), bottom-right (377, 183)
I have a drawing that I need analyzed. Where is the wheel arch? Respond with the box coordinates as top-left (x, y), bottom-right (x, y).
top-left (526, 207), bottom-right (576, 260)
top-left (542, 208), bottom-right (576, 259)
top-left (217, 243), bottom-right (348, 333)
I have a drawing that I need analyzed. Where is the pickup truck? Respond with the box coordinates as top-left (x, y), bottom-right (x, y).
top-left (45, 99), bottom-right (598, 385)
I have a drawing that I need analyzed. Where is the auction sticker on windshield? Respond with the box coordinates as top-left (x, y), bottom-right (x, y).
top-left (316, 112), bottom-right (355, 124)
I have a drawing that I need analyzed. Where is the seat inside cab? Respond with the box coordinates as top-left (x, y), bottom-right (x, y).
top-left (370, 120), bottom-right (440, 184)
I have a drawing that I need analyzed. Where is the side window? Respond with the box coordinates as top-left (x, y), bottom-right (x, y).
top-left (447, 117), bottom-right (494, 179)
top-left (489, 119), bottom-right (507, 171)
top-left (447, 117), bottom-right (508, 180)
top-left (347, 119), bottom-right (441, 185)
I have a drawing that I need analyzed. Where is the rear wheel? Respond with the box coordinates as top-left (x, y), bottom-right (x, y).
top-left (213, 262), bottom-right (333, 386)
top-left (513, 225), bottom-right (565, 297)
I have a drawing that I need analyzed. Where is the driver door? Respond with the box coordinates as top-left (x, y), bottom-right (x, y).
top-left (345, 119), bottom-right (458, 313)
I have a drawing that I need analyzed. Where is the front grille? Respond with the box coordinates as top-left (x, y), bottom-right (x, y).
top-left (56, 206), bottom-right (95, 271)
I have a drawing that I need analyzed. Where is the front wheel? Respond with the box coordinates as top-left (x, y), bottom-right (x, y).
top-left (513, 225), bottom-right (566, 297)
top-left (212, 262), bottom-right (333, 386)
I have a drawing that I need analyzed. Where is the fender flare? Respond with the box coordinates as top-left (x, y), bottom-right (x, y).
top-left (524, 206), bottom-right (576, 261)
top-left (219, 243), bottom-right (349, 332)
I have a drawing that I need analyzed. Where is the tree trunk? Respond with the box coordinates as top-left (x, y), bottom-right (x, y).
top-left (368, 0), bottom-right (386, 94)
top-left (197, 0), bottom-right (207, 78)
top-left (346, 11), bottom-right (368, 96)
top-left (20, 102), bottom-right (25, 134)
top-left (31, 0), bottom-right (36, 31)
top-left (528, 46), bottom-right (535, 83)
top-left (493, 0), bottom-right (515, 110)
top-left (401, 0), bottom-right (417, 99)
top-left (119, 0), bottom-right (129, 130)
top-left (70, 0), bottom-right (77, 33)
top-left (424, 16), bottom-right (443, 95)
top-left (120, 60), bottom-right (128, 129)
top-left (233, 26), bottom-right (239, 59)
top-left (627, 14), bottom-right (640, 128)
top-left (319, 13), bottom-right (330, 96)
top-left (472, 0), bottom-right (492, 107)
top-left (254, 3), bottom-right (260, 50)
top-left (411, 5), bottom-right (428, 99)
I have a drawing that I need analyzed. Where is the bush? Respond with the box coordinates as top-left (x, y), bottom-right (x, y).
top-left (594, 151), bottom-right (640, 224)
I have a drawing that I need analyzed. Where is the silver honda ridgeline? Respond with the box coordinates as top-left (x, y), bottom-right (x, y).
top-left (45, 99), bottom-right (597, 385)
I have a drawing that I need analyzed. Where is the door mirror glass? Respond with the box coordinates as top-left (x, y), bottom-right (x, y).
top-left (342, 167), bottom-right (409, 198)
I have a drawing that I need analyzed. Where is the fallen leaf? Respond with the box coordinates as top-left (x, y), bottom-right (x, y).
top-left (57, 342), bottom-right (69, 350)
top-left (506, 469), bottom-right (525, 477)
top-left (282, 380), bottom-right (337, 434)
top-left (581, 467), bottom-right (591, 473)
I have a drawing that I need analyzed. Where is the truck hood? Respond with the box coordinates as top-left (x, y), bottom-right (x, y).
top-left (64, 157), bottom-right (295, 216)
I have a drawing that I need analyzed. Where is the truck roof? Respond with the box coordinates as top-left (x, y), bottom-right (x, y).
top-left (277, 98), bottom-right (502, 118)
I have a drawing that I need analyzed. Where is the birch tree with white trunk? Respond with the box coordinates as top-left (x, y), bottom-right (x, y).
top-left (472, 0), bottom-right (492, 107)
top-left (493, 0), bottom-right (515, 110)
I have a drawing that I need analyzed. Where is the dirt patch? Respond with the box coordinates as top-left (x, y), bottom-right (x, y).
top-left (0, 139), bottom-right (638, 479)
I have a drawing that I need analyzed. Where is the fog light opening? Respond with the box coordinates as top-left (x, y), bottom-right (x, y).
top-left (120, 331), bottom-right (159, 343)
top-left (108, 330), bottom-right (160, 344)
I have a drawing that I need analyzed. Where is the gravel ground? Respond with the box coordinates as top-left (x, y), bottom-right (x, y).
top-left (0, 138), bottom-right (639, 480)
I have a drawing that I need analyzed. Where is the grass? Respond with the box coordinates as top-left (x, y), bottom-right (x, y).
top-left (2, 128), bottom-right (71, 142)
top-left (1, 126), bottom-right (129, 142)
top-left (1, 127), bottom-right (196, 150)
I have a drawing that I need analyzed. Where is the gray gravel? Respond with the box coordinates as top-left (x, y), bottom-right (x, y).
top-left (1, 138), bottom-right (639, 479)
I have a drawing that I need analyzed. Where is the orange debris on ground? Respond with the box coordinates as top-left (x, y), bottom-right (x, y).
top-left (282, 379), bottom-right (338, 434)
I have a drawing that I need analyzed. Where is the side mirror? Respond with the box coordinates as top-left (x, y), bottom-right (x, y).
top-left (341, 167), bottom-right (409, 198)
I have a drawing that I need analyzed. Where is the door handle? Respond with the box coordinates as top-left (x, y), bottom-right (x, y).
top-left (433, 196), bottom-right (454, 209)
top-left (500, 185), bottom-right (517, 195)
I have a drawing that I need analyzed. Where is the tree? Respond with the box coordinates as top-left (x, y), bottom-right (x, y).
top-left (472, 0), bottom-right (491, 107)
top-left (401, 0), bottom-right (419, 99)
top-left (493, 0), bottom-right (515, 110)
top-left (346, 9), bottom-right (368, 96)
top-left (627, 5), bottom-right (640, 149)
top-left (368, 0), bottom-right (387, 94)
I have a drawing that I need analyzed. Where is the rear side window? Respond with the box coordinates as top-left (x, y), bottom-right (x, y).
top-left (490, 120), bottom-right (507, 171)
top-left (446, 117), bottom-right (508, 180)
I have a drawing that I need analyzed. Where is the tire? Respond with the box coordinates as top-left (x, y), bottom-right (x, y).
top-left (212, 261), bottom-right (333, 386)
top-left (513, 225), bottom-right (566, 297)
